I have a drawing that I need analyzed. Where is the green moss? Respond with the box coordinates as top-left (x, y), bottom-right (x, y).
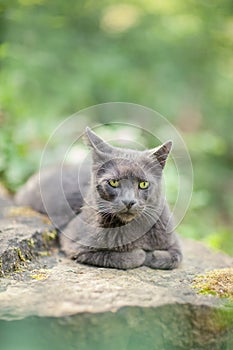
top-left (42, 229), bottom-right (57, 243)
top-left (27, 238), bottom-right (35, 248)
top-left (193, 268), bottom-right (233, 300)
top-left (38, 251), bottom-right (51, 257)
top-left (30, 269), bottom-right (49, 281)
top-left (17, 248), bottom-right (26, 262)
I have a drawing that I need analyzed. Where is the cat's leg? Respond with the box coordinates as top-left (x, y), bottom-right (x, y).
top-left (73, 249), bottom-right (146, 269)
top-left (144, 248), bottom-right (182, 270)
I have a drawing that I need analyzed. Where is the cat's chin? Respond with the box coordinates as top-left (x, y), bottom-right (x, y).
top-left (117, 212), bottom-right (137, 223)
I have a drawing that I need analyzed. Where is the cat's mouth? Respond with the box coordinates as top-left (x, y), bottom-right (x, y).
top-left (117, 211), bottom-right (137, 223)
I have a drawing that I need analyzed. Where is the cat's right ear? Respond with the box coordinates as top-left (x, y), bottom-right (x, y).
top-left (148, 140), bottom-right (173, 169)
top-left (84, 127), bottom-right (113, 161)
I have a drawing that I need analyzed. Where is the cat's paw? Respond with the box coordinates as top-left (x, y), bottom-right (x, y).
top-left (72, 248), bottom-right (146, 269)
top-left (120, 249), bottom-right (146, 269)
top-left (144, 250), bottom-right (181, 270)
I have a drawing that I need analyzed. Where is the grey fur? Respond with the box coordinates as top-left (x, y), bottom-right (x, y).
top-left (16, 127), bottom-right (182, 270)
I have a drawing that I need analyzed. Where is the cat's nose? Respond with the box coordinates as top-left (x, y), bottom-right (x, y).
top-left (122, 200), bottom-right (136, 210)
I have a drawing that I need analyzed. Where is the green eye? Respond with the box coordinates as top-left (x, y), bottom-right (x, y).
top-left (139, 181), bottom-right (149, 189)
top-left (109, 179), bottom-right (119, 188)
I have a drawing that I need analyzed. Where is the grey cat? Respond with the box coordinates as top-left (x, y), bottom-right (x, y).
top-left (16, 127), bottom-right (182, 270)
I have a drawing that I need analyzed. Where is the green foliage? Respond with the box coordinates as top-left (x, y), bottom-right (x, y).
top-left (0, 0), bottom-right (232, 253)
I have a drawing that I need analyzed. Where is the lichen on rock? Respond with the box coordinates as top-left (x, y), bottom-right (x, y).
top-left (0, 199), bottom-right (58, 276)
top-left (193, 268), bottom-right (233, 300)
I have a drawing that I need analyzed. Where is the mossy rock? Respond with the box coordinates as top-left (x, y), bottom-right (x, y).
top-left (193, 268), bottom-right (233, 300)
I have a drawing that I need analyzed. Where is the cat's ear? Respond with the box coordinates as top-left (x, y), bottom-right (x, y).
top-left (148, 141), bottom-right (172, 169)
top-left (84, 127), bottom-right (114, 154)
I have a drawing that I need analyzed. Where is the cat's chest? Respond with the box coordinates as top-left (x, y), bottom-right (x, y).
top-left (121, 225), bottom-right (169, 251)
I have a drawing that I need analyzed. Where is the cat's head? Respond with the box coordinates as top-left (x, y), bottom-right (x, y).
top-left (84, 127), bottom-right (172, 224)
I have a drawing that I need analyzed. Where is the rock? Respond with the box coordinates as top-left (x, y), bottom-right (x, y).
top-left (0, 190), bottom-right (233, 349)
top-left (0, 194), bottom-right (58, 277)
top-left (0, 239), bottom-right (232, 318)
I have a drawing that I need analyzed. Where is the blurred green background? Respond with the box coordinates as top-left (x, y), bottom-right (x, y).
top-left (0, 0), bottom-right (233, 254)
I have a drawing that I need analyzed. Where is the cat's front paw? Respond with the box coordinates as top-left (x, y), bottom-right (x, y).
top-left (119, 249), bottom-right (146, 269)
top-left (72, 248), bottom-right (146, 269)
top-left (145, 250), bottom-right (182, 270)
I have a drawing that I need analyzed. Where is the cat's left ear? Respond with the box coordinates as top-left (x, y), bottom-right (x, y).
top-left (84, 127), bottom-right (114, 154)
top-left (148, 141), bottom-right (172, 169)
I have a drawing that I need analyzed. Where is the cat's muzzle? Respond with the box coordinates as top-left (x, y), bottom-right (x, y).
top-left (117, 208), bottom-right (138, 223)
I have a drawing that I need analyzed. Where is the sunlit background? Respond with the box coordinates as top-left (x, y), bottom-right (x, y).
top-left (0, 0), bottom-right (233, 255)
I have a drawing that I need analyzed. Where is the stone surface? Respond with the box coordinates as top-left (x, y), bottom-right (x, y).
top-left (0, 190), bottom-right (233, 349)
top-left (0, 191), bottom-right (58, 277)
top-left (0, 238), bottom-right (232, 320)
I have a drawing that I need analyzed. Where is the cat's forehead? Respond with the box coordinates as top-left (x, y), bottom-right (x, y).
top-left (96, 156), bottom-right (152, 179)
top-left (110, 147), bottom-right (142, 158)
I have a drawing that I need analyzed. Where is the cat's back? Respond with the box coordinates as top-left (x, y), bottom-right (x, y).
top-left (15, 162), bottom-right (91, 228)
